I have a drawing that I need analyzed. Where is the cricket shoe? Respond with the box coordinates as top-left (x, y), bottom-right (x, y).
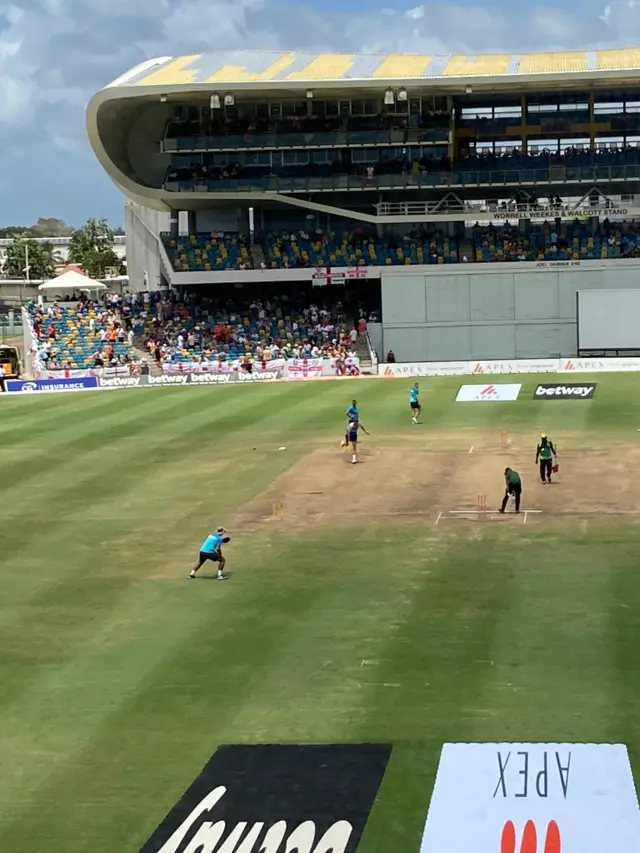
top-left (217, 573), bottom-right (229, 580)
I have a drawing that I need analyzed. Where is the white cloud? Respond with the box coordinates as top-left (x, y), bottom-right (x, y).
top-left (0, 0), bottom-right (639, 224)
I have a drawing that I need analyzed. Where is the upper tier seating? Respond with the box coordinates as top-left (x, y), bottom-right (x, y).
top-left (473, 221), bottom-right (640, 262)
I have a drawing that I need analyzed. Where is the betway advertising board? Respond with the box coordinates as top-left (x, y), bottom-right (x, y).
top-left (380, 357), bottom-right (640, 376)
top-left (139, 743), bottom-right (391, 853)
top-left (419, 742), bottom-right (640, 852)
top-left (98, 370), bottom-right (281, 388)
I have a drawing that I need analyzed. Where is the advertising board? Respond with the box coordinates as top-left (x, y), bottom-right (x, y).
top-left (419, 742), bottom-right (640, 852)
top-left (4, 377), bottom-right (99, 393)
top-left (456, 384), bottom-right (522, 402)
top-left (380, 357), bottom-right (640, 376)
top-left (98, 371), bottom-right (280, 388)
top-left (534, 383), bottom-right (597, 399)
top-left (140, 743), bottom-right (391, 853)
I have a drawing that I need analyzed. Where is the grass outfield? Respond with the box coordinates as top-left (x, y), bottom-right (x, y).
top-left (1, 375), bottom-right (640, 851)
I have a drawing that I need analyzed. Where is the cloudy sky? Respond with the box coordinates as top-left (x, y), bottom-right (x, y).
top-left (0, 0), bottom-right (638, 228)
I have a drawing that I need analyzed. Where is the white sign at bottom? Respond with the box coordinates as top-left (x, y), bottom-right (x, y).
top-left (455, 383), bottom-right (522, 402)
top-left (419, 742), bottom-right (640, 852)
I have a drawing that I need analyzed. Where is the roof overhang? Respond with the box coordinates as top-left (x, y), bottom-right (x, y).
top-left (91, 48), bottom-right (640, 101)
top-left (91, 68), bottom-right (640, 105)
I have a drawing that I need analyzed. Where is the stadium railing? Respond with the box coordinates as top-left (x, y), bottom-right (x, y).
top-left (165, 164), bottom-right (640, 193)
top-left (162, 129), bottom-right (450, 152)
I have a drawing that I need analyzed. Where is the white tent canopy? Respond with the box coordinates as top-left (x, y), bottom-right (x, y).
top-left (38, 267), bottom-right (106, 292)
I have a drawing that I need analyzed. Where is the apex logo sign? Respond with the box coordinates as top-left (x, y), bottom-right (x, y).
top-left (418, 743), bottom-right (640, 852)
top-left (501, 819), bottom-right (560, 853)
top-left (534, 384), bottom-right (596, 399)
top-left (140, 743), bottom-right (391, 853)
top-left (456, 383), bottom-right (522, 402)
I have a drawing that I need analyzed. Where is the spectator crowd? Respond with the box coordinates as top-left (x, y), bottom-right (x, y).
top-left (28, 289), bottom-right (369, 373)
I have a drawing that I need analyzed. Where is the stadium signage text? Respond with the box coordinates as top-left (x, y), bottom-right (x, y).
top-left (139, 743), bottom-right (391, 853)
top-left (380, 357), bottom-right (640, 376)
top-left (418, 742), bottom-right (640, 851)
top-left (455, 383), bottom-right (522, 402)
top-left (98, 372), bottom-right (281, 389)
top-left (4, 377), bottom-right (99, 393)
top-left (522, 206), bottom-right (627, 220)
top-left (534, 383), bottom-right (597, 398)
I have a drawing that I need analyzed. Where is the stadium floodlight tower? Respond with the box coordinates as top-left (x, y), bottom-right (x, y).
top-left (87, 47), bottom-right (640, 288)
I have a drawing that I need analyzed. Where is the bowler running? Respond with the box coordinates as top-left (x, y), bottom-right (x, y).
top-left (347, 419), bottom-right (369, 464)
top-left (500, 467), bottom-right (522, 514)
top-left (410, 382), bottom-right (421, 423)
top-left (342, 399), bottom-right (359, 447)
top-left (535, 433), bottom-right (558, 484)
top-left (189, 527), bottom-right (230, 580)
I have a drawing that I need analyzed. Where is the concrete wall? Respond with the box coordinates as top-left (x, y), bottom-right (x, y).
top-left (195, 209), bottom-right (249, 233)
top-left (125, 202), bottom-right (170, 291)
top-left (380, 262), bottom-right (640, 362)
top-left (126, 104), bottom-right (172, 187)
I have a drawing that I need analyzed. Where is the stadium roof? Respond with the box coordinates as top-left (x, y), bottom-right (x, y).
top-left (103, 47), bottom-right (640, 92)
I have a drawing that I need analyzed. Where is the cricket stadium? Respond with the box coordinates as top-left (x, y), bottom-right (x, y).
top-left (1, 46), bottom-right (640, 852)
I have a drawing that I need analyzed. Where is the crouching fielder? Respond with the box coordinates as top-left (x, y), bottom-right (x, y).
top-left (189, 526), bottom-right (230, 580)
top-left (500, 468), bottom-right (522, 514)
top-left (347, 420), bottom-right (369, 464)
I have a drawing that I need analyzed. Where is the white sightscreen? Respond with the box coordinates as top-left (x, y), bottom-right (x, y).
top-left (577, 289), bottom-right (640, 349)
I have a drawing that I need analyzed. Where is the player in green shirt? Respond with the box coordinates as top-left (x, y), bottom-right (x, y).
top-left (535, 433), bottom-right (557, 484)
top-left (500, 467), bottom-right (522, 514)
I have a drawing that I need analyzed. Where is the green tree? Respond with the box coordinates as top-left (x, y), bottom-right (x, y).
top-left (4, 233), bottom-right (57, 280)
top-left (68, 217), bottom-right (124, 279)
top-left (31, 217), bottom-right (74, 238)
top-left (0, 218), bottom-right (73, 239)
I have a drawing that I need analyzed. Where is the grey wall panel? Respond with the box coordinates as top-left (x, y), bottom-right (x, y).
top-left (381, 276), bottom-right (427, 324)
top-left (514, 323), bottom-right (575, 357)
top-left (469, 274), bottom-right (515, 321)
top-left (558, 270), bottom-right (599, 318)
top-left (380, 264), bottom-right (640, 362)
top-left (425, 276), bottom-right (470, 322)
top-left (470, 324), bottom-right (516, 359)
top-left (601, 267), bottom-right (640, 287)
top-left (424, 326), bottom-right (472, 361)
top-left (382, 327), bottom-right (429, 363)
top-left (514, 274), bottom-right (560, 319)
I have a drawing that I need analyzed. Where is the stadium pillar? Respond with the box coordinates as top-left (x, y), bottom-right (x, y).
top-left (169, 212), bottom-right (178, 238)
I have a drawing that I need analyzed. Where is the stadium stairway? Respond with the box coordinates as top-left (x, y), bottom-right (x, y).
top-left (250, 243), bottom-right (266, 269)
top-left (355, 333), bottom-right (373, 373)
top-left (459, 236), bottom-right (475, 263)
top-left (131, 338), bottom-right (162, 375)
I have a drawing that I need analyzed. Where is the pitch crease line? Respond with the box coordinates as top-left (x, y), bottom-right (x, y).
top-left (448, 509), bottom-right (542, 515)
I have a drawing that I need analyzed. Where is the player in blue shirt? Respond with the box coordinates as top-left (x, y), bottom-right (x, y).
top-left (346, 419), bottom-right (369, 464)
top-left (341, 399), bottom-right (359, 448)
top-left (409, 382), bottom-right (421, 423)
top-left (189, 526), bottom-right (229, 580)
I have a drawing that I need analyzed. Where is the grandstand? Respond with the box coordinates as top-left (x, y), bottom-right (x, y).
top-left (84, 47), bottom-right (640, 362)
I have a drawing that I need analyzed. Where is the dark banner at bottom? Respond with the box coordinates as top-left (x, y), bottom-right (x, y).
top-left (99, 370), bottom-right (281, 389)
top-left (139, 743), bottom-right (391, 853)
